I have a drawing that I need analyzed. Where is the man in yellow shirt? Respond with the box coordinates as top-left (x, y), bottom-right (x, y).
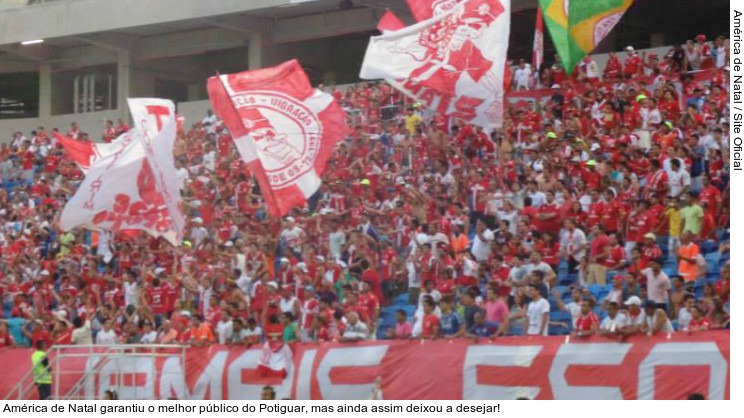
top-left (404, 107), bottom-right (422, 136)
top-left (664, 198), bottom-right (682, 255)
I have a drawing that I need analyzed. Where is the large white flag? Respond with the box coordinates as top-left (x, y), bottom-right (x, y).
top-left (60, 99), bottom-right (184, 246)
top-left (360, 0), bottom-right (510, 130)
top-left (128, 98), bottom-right (185, 242)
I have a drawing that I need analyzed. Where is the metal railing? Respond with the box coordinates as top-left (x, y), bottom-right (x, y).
top-left (3, 344), bottom-right (188, 400)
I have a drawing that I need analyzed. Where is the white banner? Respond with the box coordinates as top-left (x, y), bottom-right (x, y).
top-left (128, 98), bottom-right (185, 245)
top-left (360, 0), bottom-right (510, 130)
top-left (60, 99), bottom-right (183, 246)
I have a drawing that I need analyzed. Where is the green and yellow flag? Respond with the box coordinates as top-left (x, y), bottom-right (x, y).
top-left (539, 0), bottom-right (634, 74)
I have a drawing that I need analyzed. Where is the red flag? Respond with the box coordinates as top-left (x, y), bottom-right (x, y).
top-left (54, 132), bottom-right (97, 170)
top-left (533, 7), bottom-right (544, 70)
top-left (377, 9), bottom-right (406, 32)
top-left (207, 60), bottom-right (349, 217)
top-left (406, 0), bottom-right (461, 21)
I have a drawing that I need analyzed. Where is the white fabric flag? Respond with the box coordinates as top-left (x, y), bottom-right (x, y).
top-left (128, 98), bottom-right (185, 243)
top-left (360, 0), bottom-right (510, 130)
top-left (60, 99), bottom-right (183, 246)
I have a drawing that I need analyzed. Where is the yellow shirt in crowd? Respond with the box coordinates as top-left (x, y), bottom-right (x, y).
top-left (665, 207), bottom-right (682, 237)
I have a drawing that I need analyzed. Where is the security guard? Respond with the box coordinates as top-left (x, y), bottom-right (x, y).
top-left (31, 340), bottom-right (53, 400)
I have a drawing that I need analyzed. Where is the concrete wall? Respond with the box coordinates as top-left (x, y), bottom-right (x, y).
top-left (0, 0), bottom-right (286, 45)
top-left (177, 99), bottom-right (211, 131)
top-left (0, 108), bottom-right (122, 139)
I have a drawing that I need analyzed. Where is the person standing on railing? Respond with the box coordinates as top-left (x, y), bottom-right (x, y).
top-left (31, 340), bottom-right (53, 400)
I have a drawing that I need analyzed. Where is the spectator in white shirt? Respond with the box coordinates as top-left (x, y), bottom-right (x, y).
top-left (525, 252), bottom-right (557, 286)
top-left (280, 217), bottom-right (305, 257)
top-left (526, 181), bottom-right (547, 208)
top-left (668, 159), bottom-right (691, 198)
top-left (471, 219), bottom-right (494, 262)
top-left (552, 287), bottom-right (583, 328)
top-left (201, 109), bottom-right (218, 133)
top-left (341, 312), bottom-right (369, 341)
top-left (678, 295), bottom-right (695, 331)
top-left (600, 302), bottom-right (628, 336)
top-left (215, 312), bottom-right (234, 345)
top-left (525, 285), bottom-right (550, 336)
top-left (71, 317), bottom-right (92, 345)
top-left (139, 322), bottom-right (158, 344)
top-left (513, 60), bottom-right (533, 91)
top-left (95, 320), bottom-right (119, 345)
top-left (559, 219), bottom-right (588, 273)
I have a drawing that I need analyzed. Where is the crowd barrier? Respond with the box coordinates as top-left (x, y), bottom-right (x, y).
top-left (0, 332), bottom-right (729, 400)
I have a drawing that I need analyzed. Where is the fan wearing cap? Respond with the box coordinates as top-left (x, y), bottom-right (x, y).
top-left (654, 120), bottom-right (678, 153)
top-left (623, 46), bottom-right (642, 78)
top-left (638, 233), bottom-right (662, 270)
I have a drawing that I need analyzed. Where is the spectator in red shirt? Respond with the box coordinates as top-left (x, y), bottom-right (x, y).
top-left (587, 225), bottom-right (610, 285)
top-left (572, 300), bottom-right (599, 337)
top-left (420, 299), bottom-right (440, 339)
top-left (687, 305), bottom-right (711, 332)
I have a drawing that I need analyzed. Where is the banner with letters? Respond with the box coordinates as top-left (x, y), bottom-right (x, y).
top-left (0, 332), bottom-right (728, 400)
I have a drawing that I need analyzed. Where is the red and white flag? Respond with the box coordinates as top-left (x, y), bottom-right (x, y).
top-left (207, 60), bottom-right (349, 217)
top-left (360, 0), bottom-right (511, 130)
top-left (55, 131), bottom-right (129, 173)
top-left (257, 342), bottom-right (293, 379)
top-left (60, 99), bottom-right (184, 246)
top-left (533, 7), bottom-right (544, 70)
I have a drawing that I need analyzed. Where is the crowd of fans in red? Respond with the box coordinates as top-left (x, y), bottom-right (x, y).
top-left (0, 36), bottom-right (730, 350)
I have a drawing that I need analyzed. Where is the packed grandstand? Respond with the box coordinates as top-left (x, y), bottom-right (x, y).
top-left (0, 31), bottom-right (730, 354)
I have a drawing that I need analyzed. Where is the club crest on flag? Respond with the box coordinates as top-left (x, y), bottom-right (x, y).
top-left (389, 0), bottom-right (503, 91)
top-left (234, 93), bottom-right (322, 187)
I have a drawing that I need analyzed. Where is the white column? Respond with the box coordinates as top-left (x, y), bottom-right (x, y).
top-left (38, 63), bottom-right (52, 123)
top-left (248, 32), bottom-right (263, 70)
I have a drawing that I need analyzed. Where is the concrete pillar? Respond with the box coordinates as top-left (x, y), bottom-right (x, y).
top-left (38, 63), bottom-right (52, 123)
top-left (116, 50), bottom-right (131, 118)
top-left (248, 32), bottom-right (263, 70)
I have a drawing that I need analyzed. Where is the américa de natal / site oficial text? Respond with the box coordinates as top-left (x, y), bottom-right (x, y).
top-left (732, 10), bottom-right (742, 170)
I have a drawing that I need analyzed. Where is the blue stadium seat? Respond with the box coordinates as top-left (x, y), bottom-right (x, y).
top-left (508, 326), bottom-right (523, 336)
top-left (588, 284), bottom-right (603, 298)
top-left (559, 273), bottom-right (578, 286)
top-left (550, 311), bottom-right (572, 323)
top-left (705, 252), bottom-right (721, 263)
top-left (700, 240), bottom-right (718, 254)
top-left (554, 285), bottom-right (570, 298)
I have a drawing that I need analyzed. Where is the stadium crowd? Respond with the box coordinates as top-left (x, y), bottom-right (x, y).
top-left (0, 35), bottom-right (730, 349)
